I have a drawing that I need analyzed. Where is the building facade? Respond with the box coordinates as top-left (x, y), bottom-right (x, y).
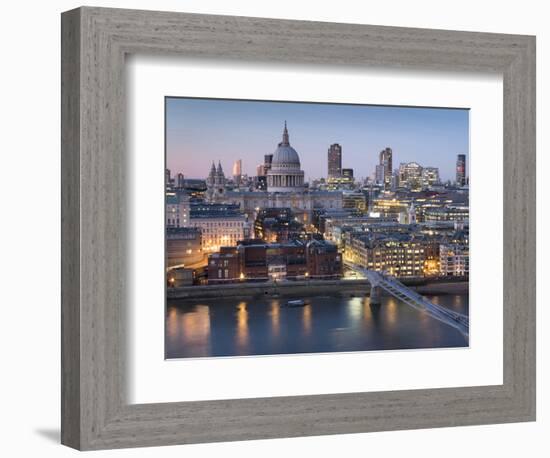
top-left (327, 143), bottom-right (342, 178)
top-left (440, 242), bottom-right (469, 276)
top-left (346, 233), bottom-right (428, 278)
top-left (456, 154), bottom-right (467, 186)
top-left (207, 240), bottom-right (342, 284)
top-left (379, 147), bottom-right (393, 190)
top-left (166, 227), bottom-right (203, 269)
top-left (398, 162), bottom-right (423, 190)
top-left (421, 167), bottom-right (440, 188)
top-left (166, 193), bottom-right (190, 228)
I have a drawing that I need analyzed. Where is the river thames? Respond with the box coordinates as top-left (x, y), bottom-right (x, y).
top-left (165, 293), bottom-right (468, 359)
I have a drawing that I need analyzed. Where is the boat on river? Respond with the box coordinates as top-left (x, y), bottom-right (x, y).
top-left (286, 299), bottom-right (307, 307)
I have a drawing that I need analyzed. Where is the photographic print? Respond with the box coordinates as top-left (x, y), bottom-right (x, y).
top-left (165, 97), bottom-right (470, 359)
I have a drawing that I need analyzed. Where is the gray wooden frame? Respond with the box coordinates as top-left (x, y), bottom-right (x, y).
top-left (61, 6), bottom-right (536, 451)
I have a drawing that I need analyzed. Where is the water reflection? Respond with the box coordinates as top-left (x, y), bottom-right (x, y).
top-left (165, 294), bottom-right (469, 359)
top-left (270, 301), bottom-right (280, 337)
top-left (302, 304), bottom-right (312, 336)
top-left (235, 302), bottom-right (249, 354)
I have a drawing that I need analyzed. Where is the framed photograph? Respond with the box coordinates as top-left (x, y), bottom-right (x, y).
top-left (61, 6), bottom-right (536, 450)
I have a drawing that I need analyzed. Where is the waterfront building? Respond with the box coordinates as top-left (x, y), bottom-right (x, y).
top-left (266, 122), bottom-right (305, 192)
top-left (379, 147), bottom-right (393, 190)
top-left (166, 266), bottom-right (194, 288)
top-left (207, 239), bottom-right (342, 284)
top-left (327, 143), bottom-right (342, 178)
top-left (456, 154), bottom-right (467, 186)
top-left (440, 242), bottom-right (469, 276)
top-left (346, 232), bottom-right (428, 277)
top-left (166, 227), bottom-right (203, 269)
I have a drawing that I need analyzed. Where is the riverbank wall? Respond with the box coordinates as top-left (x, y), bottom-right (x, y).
top-left (168, 277), bottom-right (468, 300)
top-left (167, 279), bottom-right (370, 300)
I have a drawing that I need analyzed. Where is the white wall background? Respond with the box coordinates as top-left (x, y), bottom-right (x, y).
top-left (0, 1), bottom-right (546, 457)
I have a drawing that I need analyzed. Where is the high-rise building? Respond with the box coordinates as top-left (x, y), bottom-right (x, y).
top-left (375, 164), bottom-right (386, 185)
top-left (327, 143), bottom-right (342, 178)
top-left (165, 168), bottom-right (171, 187)
top-left (456, 154), bottom-right (466, 186)
top-left (399, 162), bottom-right (423, 190)
top-left (421, 167), bottom-right (440, 188)
top-left (176, 172), bottom-right (185, 188)
top-left (264, 154), bottom-right (273, 171)
top-left (232, 159), bottom-right (242, 185)
top-left (379, 147), bottom-right (393, 190)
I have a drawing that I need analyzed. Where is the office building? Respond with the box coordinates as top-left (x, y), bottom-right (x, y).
top-left (456, 154), bottom-right (467, 186)
top-left (379, 147), bottom-right (393, 189)
top-left (327, 143), bottom-right (342, 178)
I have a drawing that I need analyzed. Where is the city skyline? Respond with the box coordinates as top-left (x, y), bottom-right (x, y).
top-left (166, 97), bottom-right (469, 182)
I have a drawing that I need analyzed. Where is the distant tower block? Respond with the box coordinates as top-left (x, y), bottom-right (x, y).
top-left (327, 143), bottom-right (342, 178)
top-left (456, 154), bottom-right (466, 186)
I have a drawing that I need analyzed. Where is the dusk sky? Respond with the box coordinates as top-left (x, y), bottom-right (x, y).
top-left (166, 97), bottom-right (469, 182)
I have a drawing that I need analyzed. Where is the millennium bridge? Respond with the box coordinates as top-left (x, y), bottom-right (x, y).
top-left (346, 264), bottom-right (469, 338)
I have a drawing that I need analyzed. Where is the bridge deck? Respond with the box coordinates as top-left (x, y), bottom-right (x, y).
top-left (347, 265), bottom-right (469, 338)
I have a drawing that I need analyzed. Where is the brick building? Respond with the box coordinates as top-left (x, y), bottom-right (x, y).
top-left (207, 240), bottom-right (342, 284)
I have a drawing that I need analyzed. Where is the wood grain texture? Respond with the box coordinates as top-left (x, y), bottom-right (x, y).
top-left (61, 6), bottom-right (536, 450)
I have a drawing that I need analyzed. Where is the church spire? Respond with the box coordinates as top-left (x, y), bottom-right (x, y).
top-left (281, 120), bottom-right (290, 146)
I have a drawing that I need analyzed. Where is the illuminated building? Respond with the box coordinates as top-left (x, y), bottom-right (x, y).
top-left (222, 190), bottom-right (343, 223)
top-left (398, 162), bottom-right (423, 190)
top-left (254, 207), bottom-right (305, 242)
top-left (207, 240), bottom-right (342, 284)
top-left (371, 197), bottom-right (409, 218)
top-left (166, 193), bottom-right (190, 228)
top-left (421, 167), bottom-right (440, 188)
top-left (186, 202), bottom-right (248, 253)
top-left (342, 191), bottom-right (367, 214)
top-left (166, 227), bottom-right (203, 269)
top-left (346, 233), bottom-right (428, 277)
top-left (424, 206), bottom-right (469, 222)
top-left (440, 242), bottom-right (469, 276)
top-left (232, 159), bottom-right (242, 185)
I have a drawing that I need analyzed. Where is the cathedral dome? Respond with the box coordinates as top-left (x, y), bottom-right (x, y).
top-left (266, 122), bottom-right (305, 192)
top-left (271, 145), bottom-right (301, 169)
top-left (270, 121), bottom-right (301, 171)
